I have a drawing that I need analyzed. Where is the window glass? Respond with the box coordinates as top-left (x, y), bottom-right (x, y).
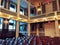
top-left (20, 26), bottom-right (24, 31)
top-left (19, 22), bottom-right (28, 31)
top-left (19, 22), bottom-right (28, 36)
top-left (42, 4), bottom-right (46, 13)
top-left (52, 0), bottom-right (57, 11)
top-left (0, 0), bottom-right (4, 8)
top-left (20, 8), bottom-right (24, 15)
top-left (9, 3), bottom-right (16, 12)
top-left (9, 20), bottom-right (16, 31)
top-left (0, 18), bottom-right (3, 31)
top-left (10, 4), bottom-right (15, 8)
top-left (59, 0), bottom-right (60, 10)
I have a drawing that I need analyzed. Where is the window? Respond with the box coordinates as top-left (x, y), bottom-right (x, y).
top-left (30, 9), bottom-right (35, 16)
top-left (0, 18), bottom-right (3, 31)
top-left (9, 3), bottom-right (16, 12)
top-left (9, 20), bottom-right (16, 31)
top-left (19, 22), bottom-right (28, 36)
top-left (10, 4), bottom-right (15, 8)
top-left (20, 8), bottom-right (24, 15)
top-left (0, 0), bottom-right (5, 8)
top-left (42, 4), bottom-right (46, 13)
top-left (31, 24), bottom-right (36, 31)
top-left (20, 25), bottom-right (24, 31)
top-left (59, 0), bottom-right (60, 10)
top-left (19, 22), bottom-right (27, 31)
top-left (52, 0), bottom-right (57, 11)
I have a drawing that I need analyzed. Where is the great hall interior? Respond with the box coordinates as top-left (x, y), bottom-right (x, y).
top-left (0, 0), bottom-right (60, 45)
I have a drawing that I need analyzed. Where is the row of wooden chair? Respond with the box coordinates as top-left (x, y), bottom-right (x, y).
top-left (0, 36), bottom-right (60, 45)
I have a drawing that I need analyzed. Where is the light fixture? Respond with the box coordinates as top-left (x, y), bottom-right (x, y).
top-left (37, 3), bottom-right (42, 11)
top-left (16, 17), bottom-right (22, 20)
top-left (37, 7), bottom-right (41, 11)
top-left (58, 25), bottom-right (60, 29)
top-left (0, 12), bottom-right (2, 15)
top-left (34, 19), bottom-right (38, 22)
top-left (43, 18), bottom-right (47, 21)
top-left (54, 16), bottom-right (58, 20)
top-left (4, 20), bottom-right (8, 24)
top-left (8, 15), bottom-right (13, 18)
top-left (0, 12), bottom-right (2, 17)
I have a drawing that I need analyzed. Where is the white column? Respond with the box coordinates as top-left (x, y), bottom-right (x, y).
top-left (28, 23), bottom-right (30, 36)
top-left (56, 0), bottom-right (59, 11)
top-left (16, 0), bottom-right (20, 38)
top-left (6, 0), bottom-right (9, 9)
top-left (36, 7), bottom-right (38, 15)
top-left (28, 0), bottom-right (30, 36)
top-left (36, 24), bottom-right (39, 36)
top-left (55, 20), bottom-right (60, 37)
top-left (16, 21), bottom-right (19, 38)
top-left (41, 6), bottom-right (42, 14)
top-left (55, 12), bottom-right (60, 37)
top-left (0, 0), bottom-right (2, 5)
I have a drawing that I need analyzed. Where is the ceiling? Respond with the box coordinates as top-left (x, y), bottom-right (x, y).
top-left (12, 0), bottom-right (55, 8)
top-left (30, 0), bottom-right (55, 7)
top-left (12, 0), bottom-right (34, 8)
top-left (12, 0), bottom-right (28, 8)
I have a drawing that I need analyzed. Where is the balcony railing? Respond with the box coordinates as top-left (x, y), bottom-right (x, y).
top-left (57, 11), bottom-right (60, 15)
top-left (30, 12), bottom-right (55, 19)
top-left (0, 7), bottom-right (60, 20)
top-left (0, 8), bottom-right (28, 19)
top-left (30, 14), bottom-right (46, 19)
top-left (0, 8), bottom-right (17, 16)
top-left (47, 13), bottom-right (54, 17)
top-left (20, 14), bottom-right (28, 19)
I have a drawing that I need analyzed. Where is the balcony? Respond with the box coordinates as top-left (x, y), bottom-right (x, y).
top-left (0, 8), bottom-right (17, 16)
top-left (0, 7), bottom-right (60, 23)
top-left (30, 12), bottom-right (55, 19)
top-left (0, 7), bottom-right (28, 19)
top-left (30, 11), bottom-right (60, 23)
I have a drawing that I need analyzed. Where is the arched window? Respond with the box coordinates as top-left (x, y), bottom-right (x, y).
top-left (9, 2), bottom-right (16, 12)
top-left (20, 8), bottom-right (24, 15)
top-left (9, 20), bottom-right (16, 31)
top-left (0, 18), bottom-right (3, 31)
top-left (0, 0), bottom-right (5, 8)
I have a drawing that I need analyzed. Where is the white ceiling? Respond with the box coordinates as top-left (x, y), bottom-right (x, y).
top-left (12, 0), bottom-right (34, 8)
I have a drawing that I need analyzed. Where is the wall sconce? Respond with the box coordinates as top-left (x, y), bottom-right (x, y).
top-left (8, 15), bottom-right (13, 19)
top-left (34, 19), bottom-right (38, 22)
top-left (37, 8), bottom-right (41, 12)
top-left (58, 25), bottom-right (60, 29)
top-left (37, 7), bottom-right (41, 12)
top-left (0, 12), bottom-right (2, 15)
top-left (37, 3), bottom-right (42, 12)
top-left (0, 12), bottom-right (2, 17)
top-left (54, 16), bottom-right (58, 20)
top-left (16, 17), bottom-right (22, 20)
top-left (4, 20), bottom-right (8, 24)
top-left (43, 18), bottom-right (47, 21)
